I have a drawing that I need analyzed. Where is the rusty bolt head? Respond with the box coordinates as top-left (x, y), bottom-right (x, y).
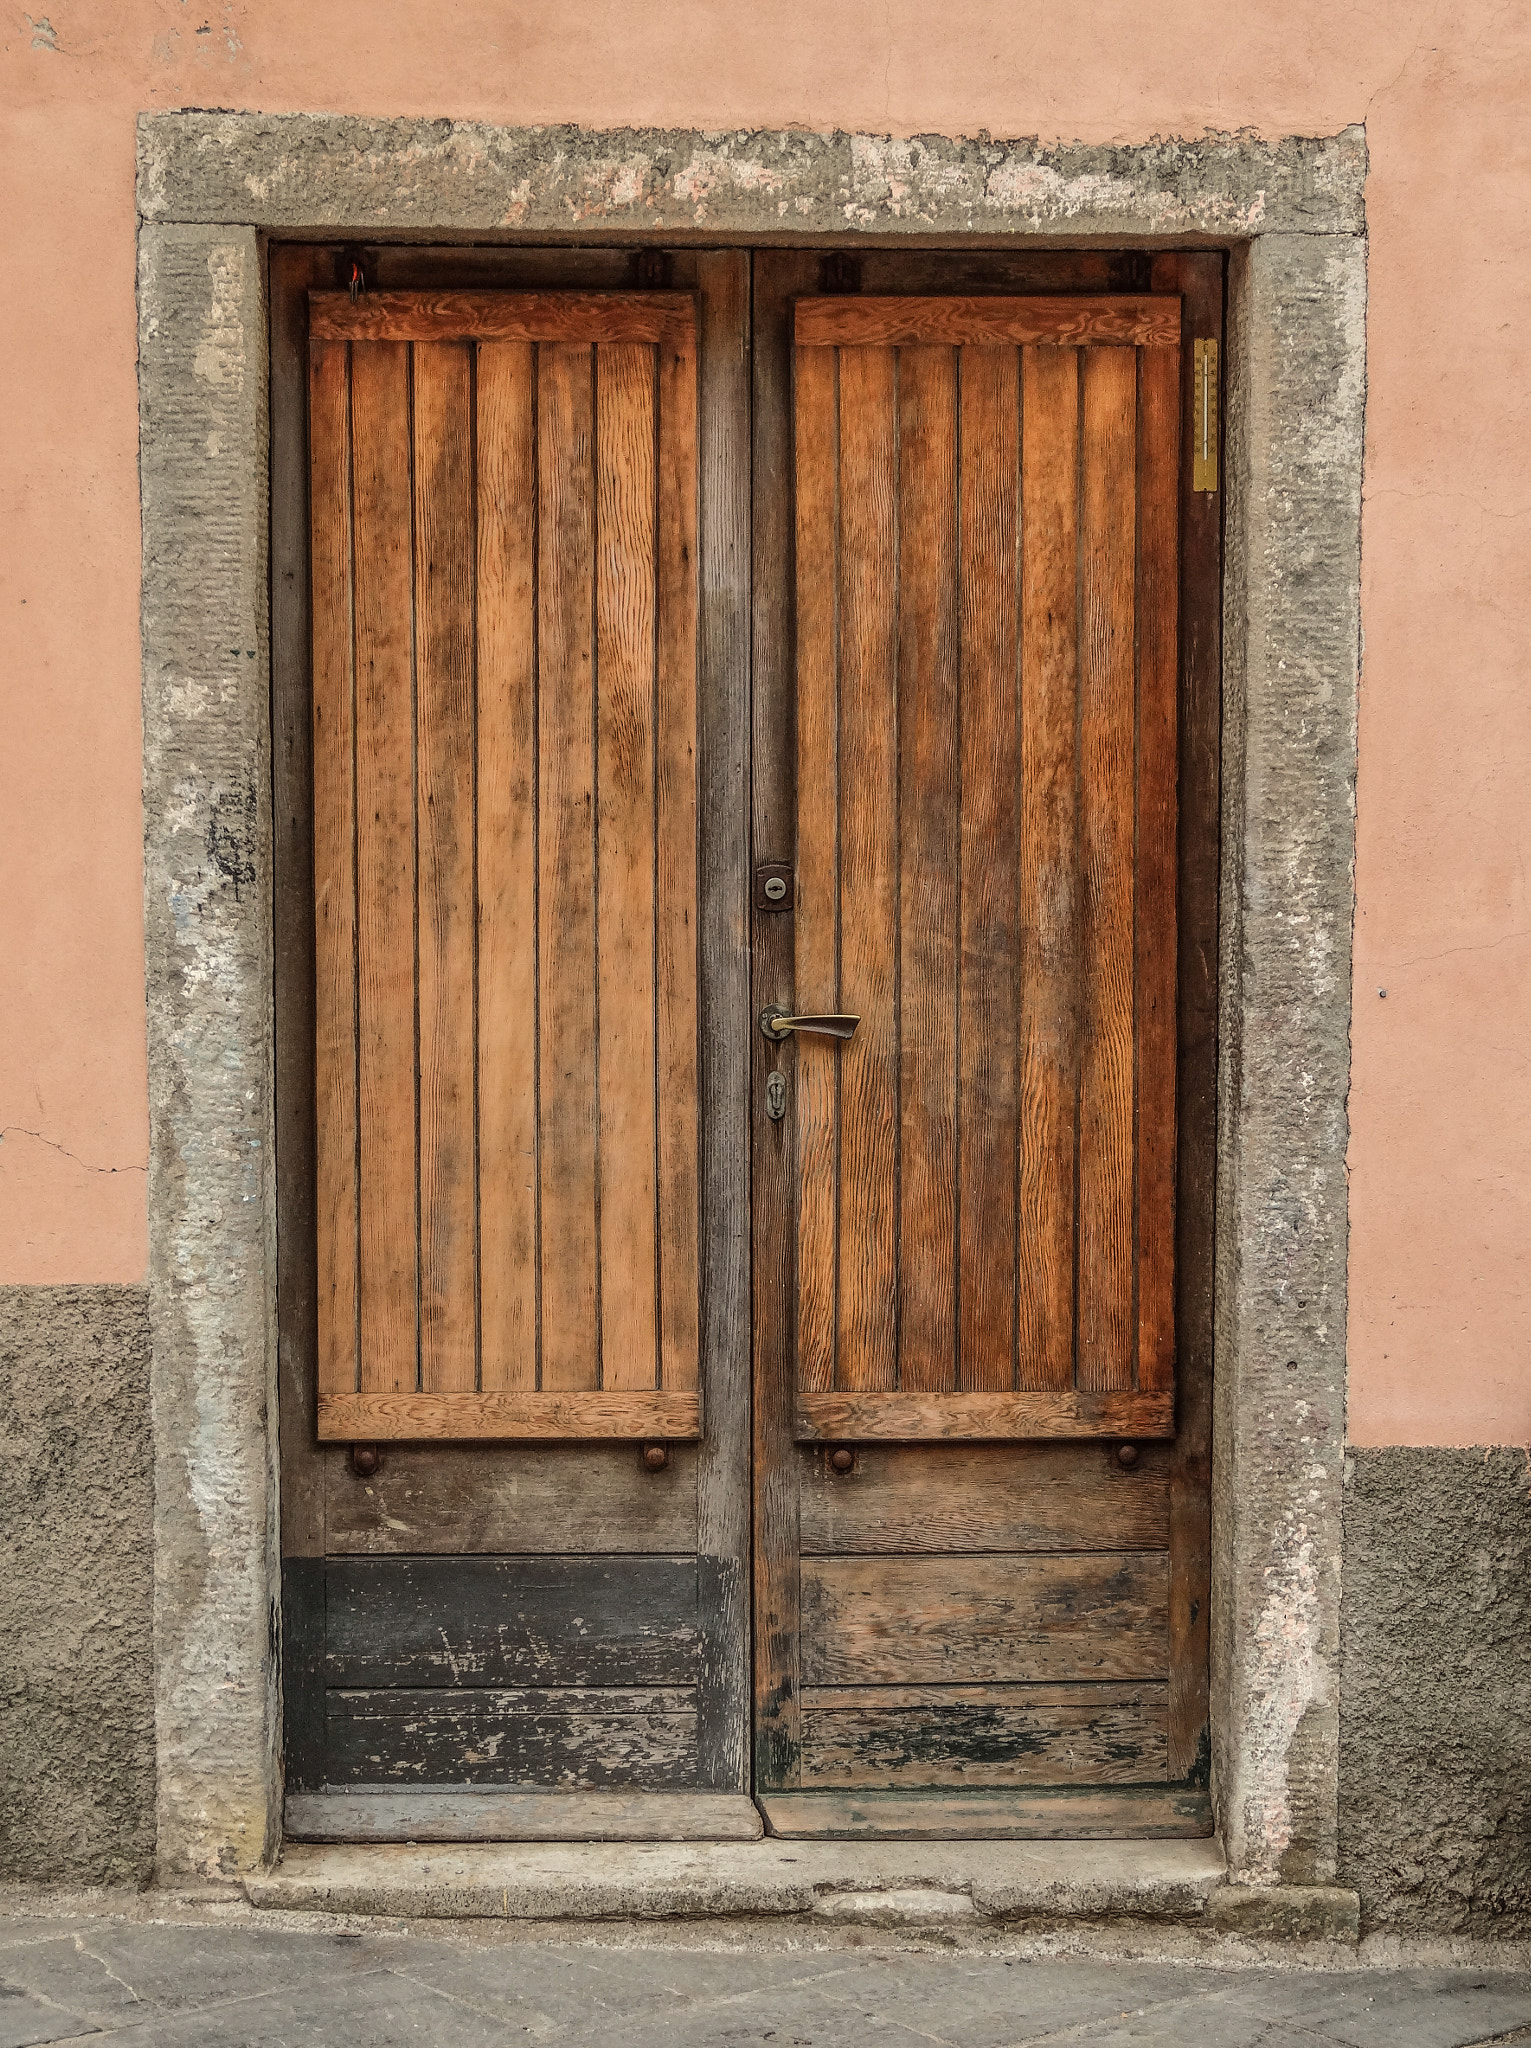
top-left (643, 1443), bottom-right (669, 1472)
top-left (351, 1443), bottom-right (381, 1478)
top-left (829, 1447), bottom-right (855, 1474)
top-left (1117, 1442), bottom-right (1139, 1469)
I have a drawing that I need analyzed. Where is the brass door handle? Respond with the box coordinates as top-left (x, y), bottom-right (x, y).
top-left (759, 1007), bottom-right (861, 1043)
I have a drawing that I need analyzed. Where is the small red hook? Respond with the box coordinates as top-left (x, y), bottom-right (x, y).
top-left (349, 260), bottom-right (365, 305)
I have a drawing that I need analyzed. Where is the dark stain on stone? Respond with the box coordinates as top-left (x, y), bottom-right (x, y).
top-left (208, 786), bottom-right (258, 897)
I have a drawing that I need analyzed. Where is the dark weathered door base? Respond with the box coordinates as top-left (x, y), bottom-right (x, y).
top-left (759, 1786), bottom-right (1214, 1841)
top-left (285, 1788), bottom-right (764, 1843)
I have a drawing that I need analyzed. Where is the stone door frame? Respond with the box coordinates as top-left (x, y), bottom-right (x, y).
top-left (137, 111), bottom-right (1365, 1883)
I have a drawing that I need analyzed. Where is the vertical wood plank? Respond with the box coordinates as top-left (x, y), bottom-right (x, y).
top-left (310, 339), bottom-right (358, 1399)
top-left (835, 346), bottom-right (900, 1393)
top-left (1017, 346), bottom-right (1079, 1392)
top-left (413, 343), bottom-right (478, 1395)
top-left (275, 242), bottom-right (333, 1561)
top-left (896, 346), bottom-right (960, 1394)
top-left (657, 324), bottom-right (701, 1398)
top-left (1160, 244), bottom-right (1221, 1780)
top-left (1078, 346), bottom-right (1138, 1393)
top-left (476, 341), bottom-right (539, 1393)
top-left (352, 340), bottom-right (418, 1396)
top-left (793, 345), bottom-right (839, 1397)
top-left (538, 343), bottom-right (600, 1392)
top-left (596, 342), bottom-right (660, 1393)
top-left (1137, 343), bottom-right (1181, 1394)
top-left (956, 346), bottom-right (1021, 1393)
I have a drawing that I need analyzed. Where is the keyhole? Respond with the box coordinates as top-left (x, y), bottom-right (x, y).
top-left (765, 1071), bottom-right (787, 1121)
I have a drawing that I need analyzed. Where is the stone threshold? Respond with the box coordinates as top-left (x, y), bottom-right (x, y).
top-left (248, 1837), bottom-right (1241, 1929)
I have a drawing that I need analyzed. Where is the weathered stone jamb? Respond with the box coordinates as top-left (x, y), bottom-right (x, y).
top-left (135, 113), bottom-right (1366, 1884)
top-left (139, 220), bottom-right (280, 1879)
top-left (1214, 231), bottom-right (1365, 1886)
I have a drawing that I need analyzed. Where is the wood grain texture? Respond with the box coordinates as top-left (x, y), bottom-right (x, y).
top-left (793, 342), bottom-right (840, 1398)
top-left (896, 345), bottom-right (960, 1394)
top-left (476, 341), bottom-right (539, 1394)
top-left (797, 1440), bottom-right (1170, 1554)
top-left (325, 1553), bottom-right (700, 1687)
top-left (351, 339), bottom-right (418, 1396)
top-left (537, 343), bottom-right (601, 1392)
top-left (801, 1552), bottom-right (1170, 1685)
top-left (413, 342), bottom-right (478, 1396)
top-left (595, 342), bottom-right (660, 1393)
top-left (1077, 345), bottom-right (1138, 1393)
top-left (329, 1687), bottom-right (700, 1785)
top-left (1160, 250), bottom-right (1220, 1780)
top-left (759, 1782), bottom-right (1212, 1840)
top-left (280, 1555), bottom-right (327, 1792)
top-left (799, 1681), bottom-right (1169, 1787)
top-left (835, 346), bottom-right (900, 1393)
top-left (956, 346), bottom-right (1021, 1394)
top-left (326, 1687), bottom-right (698, 1788)
top-left (309, 339), bottom-right (358, 1401)
top-left (796, 297), bottom-right (1181, 350)
top-left (285, 1788), bottom-right (763, 1841)
top-left (325, 1440), bottom-right (699, 1554)
top-left (318, 1388), bottom-right (699, 1440)
top-left (273, 243), bottom-right (330, 1561)
top-left (1016, 346), bottom-right (1080, 1393)
top-left (1137, 341), bottom-right (1181, 1395)
top-left (655, 320), bottom-right (701, 1399)
top-left (313, 290), bottom-right (695, 345)
top-left (795, 1389), bottom-right (1173, 1442)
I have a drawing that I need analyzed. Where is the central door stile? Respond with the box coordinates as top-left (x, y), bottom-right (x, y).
top-left (692, 249), bottom-right (754, 1798)
top-left (752, 251), bottom-right (822, 1793)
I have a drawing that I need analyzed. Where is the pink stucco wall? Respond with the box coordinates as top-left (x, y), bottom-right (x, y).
top-left (2, 2), bottom-right (1527, 1444)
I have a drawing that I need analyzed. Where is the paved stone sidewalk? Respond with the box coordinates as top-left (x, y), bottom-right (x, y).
top-left (1, 1909), bottom-right (1530, 2048)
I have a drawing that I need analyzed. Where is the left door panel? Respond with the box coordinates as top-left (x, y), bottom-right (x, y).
top-left (309, 291), bottom-right (701, 1445)
top-left (273, 247), bottom-right (751, 1821)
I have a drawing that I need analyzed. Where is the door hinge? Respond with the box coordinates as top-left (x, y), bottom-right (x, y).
top-left (1193, 338), bottom-right (1219, 493)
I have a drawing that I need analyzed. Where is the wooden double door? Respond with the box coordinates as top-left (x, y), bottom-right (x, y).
top-left (274, 244), bottom-right (1220, 1840)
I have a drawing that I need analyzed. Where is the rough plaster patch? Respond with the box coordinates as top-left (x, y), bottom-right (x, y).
top-left (1342, 1449), bottom-right (1531, 1935)
top-left (0, 1286), bottom-right (155, 1885)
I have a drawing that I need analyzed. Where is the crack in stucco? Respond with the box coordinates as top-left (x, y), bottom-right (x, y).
top-left (0, 1126), bottom-right (147, 1176)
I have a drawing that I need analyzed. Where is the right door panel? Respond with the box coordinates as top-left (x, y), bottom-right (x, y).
top-left (752, 252), bottom-right (1221, 1837)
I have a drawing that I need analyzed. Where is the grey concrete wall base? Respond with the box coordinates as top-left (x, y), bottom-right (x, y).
top-left (1341, 1448), bottom-right (1531, 1937)
top-left (1213, 231), bottom-right (1364, 1886)
top-left (139, 222), bottom-right (279, 1878)
top-left (0, 1286), bottom-right (155, 1885)
top-left (1204, 1886), bottom-right (1361, 1944)
top-left (134, 113), bottom-right (1365, 1888)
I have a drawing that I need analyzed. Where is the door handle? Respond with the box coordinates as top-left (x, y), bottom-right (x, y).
top-left (759, 1007), bottom-right (860, 1043)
